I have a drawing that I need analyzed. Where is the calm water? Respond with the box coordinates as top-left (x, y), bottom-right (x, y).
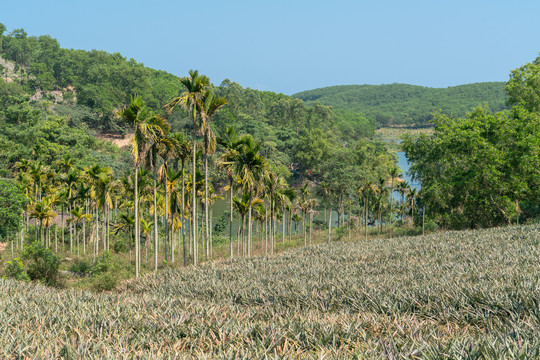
top-left (396, 151), bottom-right (420, 191)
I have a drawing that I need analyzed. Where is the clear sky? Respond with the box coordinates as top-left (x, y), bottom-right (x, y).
top-left (2, 0), bottom-right (539, 95)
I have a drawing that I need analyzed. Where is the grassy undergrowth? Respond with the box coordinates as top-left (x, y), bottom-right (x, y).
top-left (2, 225), bottom-right (540, 358)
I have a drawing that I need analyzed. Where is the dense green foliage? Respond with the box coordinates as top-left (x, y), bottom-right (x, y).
top-left (0, 27), bottom-right (179, 132)
top-left (294, 82), bottom-right (508, 126)
top-left (506, 52), bottom-right (540, 112)
top-left (21, 242), bottom-right (60, 285)
top-left (2, 225), bottom-right (540, 357)
top-left (403, 53), bottom-right (540, 229)
top-left (403, 106), bottom-right (540, 229)
top-left (0, 178), bottom-right (26, 241)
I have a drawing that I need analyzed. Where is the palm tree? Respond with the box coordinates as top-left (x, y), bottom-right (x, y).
top-left (29, 197), bottom-right (56, 244)
top-left (388, 167), bottom-right (402, 226)
top-left (198, 90), bottom-right (227, 260)
top-left (151, 134), bottom-right (173, 269)
top-left (166, 70), bottom-right (210, 266)
top-left (69, 206), bottom-right (91, 256)
top-left (170, 132), bottom-right (191, 265)
top-left (376, 177), bottom-right (388, 233)
top-left (232, 193), bottom-right (249, 256)
top-left (61, 168), bottom-right (80, 253)
top-left (230, 136), bottom-right (268, 256)
top-left (359, 181), bottom-right (377, 241)
top-left (113, 211), bottom-right (135, 261)
top-left (397, 181), bottom-right (410, 222)
top-left (217, 126), bottom-right (251, 259)
top-left (407, 186), bottom-right (418, 220)
top-left (317, 181), bottom-right (333, 242)
top-left (94, 170), bottom-right (115, 252)
top-left (119, 95), bottom-right (169, 277)
top-left (161, 166), bottom-right (183, 264)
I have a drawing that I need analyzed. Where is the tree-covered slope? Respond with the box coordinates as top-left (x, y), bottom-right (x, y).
top-left (293, 82), bottom-right (508, 126)
top-left (0, 23), bottom-right (379, 177)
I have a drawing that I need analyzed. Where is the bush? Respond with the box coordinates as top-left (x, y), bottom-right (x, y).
top-left (423, 219), bottom-right (439, 233)
top-left (93, 250), bottom-right (113, 274)
top-left (22, 242), bottom-right (60, 285)
top-left (4, 258), bottom-right (30, 281)
top-left (92, 272), bottom-right (119, 292)
top-left (69, 260), bottom-right (93, 276)
top-left (334, 225), bottom-right (347, 240)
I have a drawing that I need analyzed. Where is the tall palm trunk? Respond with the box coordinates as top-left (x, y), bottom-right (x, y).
top-left (69, 204), bottom-right (73, 253)
top-left (61, 205), bottom-right (64, 250)
top-left (282, 207), bottom-right (286, 244)
top-left (82, 220), bottom-right (86, 255)
top-left (134, 165), bottom-right (140, 278)
top-left (309, 212), bottom-right (313, 245)
top-left (365, 197), bottom-right (368, 241)
top-left (288, 207), bottom-right (292, 243)
top-left (165, 174), bottom-right (171, 264)
top-left (182, 160), bottom-right (187, 266)
top-left (229, 178), bottom-right (233, 259)
top-left (95, 208), bottom-right (99, 257)
top-left (204, 137), bottom-right (210, 261)
top-left (265, 206), bottom-right (268, 255)
top-left (270, 198), bottom-right (274, 255)
top-left (328, 208), bottom-right (332, 242)
top-left (247, 195), bottom-right (253, 256)
top-left (390, 178), bottom-right (394, 226)
top-left (192, 117), bottom-right (197, 266)
top-left (153, 170), bottom-right (159, 270)
top-left (102, 206), bottom-right (107, 252)
top-left (303, 212), bottom-right (307, 246)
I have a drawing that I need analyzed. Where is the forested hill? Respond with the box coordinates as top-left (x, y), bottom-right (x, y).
top-left (293, 82), bottom-right (508, 126)
top-left (0, 24), bottom-right (378, 176)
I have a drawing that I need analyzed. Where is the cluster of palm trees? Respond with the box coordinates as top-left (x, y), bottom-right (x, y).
top-left (10, 70), bottom-right (422, 278)
top-left (355, 167), bottom-right (419, 236)
top-left (14, 157), bottom-right (120, 260)
top-left (10, 70), bottom-right (324, 278)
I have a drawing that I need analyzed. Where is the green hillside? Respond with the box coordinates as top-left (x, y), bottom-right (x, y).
top-left (0, 24), bottom-right (380, 177)
top-left (293, 82), bottom-right (508, 126)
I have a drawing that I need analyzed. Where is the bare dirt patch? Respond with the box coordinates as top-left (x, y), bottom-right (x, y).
top-left (97, 133), bottom-right (132, 148)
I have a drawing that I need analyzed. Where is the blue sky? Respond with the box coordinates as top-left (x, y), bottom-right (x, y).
top-left (2, 0), bottom-right (539, 94)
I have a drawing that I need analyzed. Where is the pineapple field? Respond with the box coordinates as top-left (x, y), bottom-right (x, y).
top-left (2, 225), bottom-right (540, 359)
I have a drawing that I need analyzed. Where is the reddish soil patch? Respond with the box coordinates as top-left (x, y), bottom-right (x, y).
top-left (97, 133), bottom-right (132, 148)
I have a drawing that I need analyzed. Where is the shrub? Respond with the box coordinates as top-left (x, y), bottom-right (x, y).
top-left (423, 219), bottom-right (439, 233)
top-left (93, 250), bottom-right (113, 274)
top-left (22, 242), bottom-right (60, 286)
top-left (334, 225), bottom-right (347, 240)
top-left (4, 257), bottom-right (30, 281)
top-left (91, 272), bottom-right (119, 292)
top-left (69, 260), bottom-right (93, 276)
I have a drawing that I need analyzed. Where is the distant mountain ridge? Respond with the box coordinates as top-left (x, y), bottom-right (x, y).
top-left (293, 82), bottom-right (508, 126)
